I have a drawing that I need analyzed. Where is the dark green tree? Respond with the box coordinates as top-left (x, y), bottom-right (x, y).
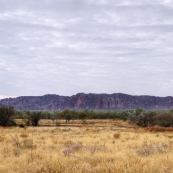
top-left (54, 111), bottom-right (62, 121)
top-left (156, 112), bottom-right (173, 127)
top-left (79, 110), bottom-right (87, 120)
top-left (119, 111), bottom-right (129, 121)
top-left (136, 112), bottom-right (156, 127)
top-left (70, 110), bottom-right (78, 120)
top-left (0, 105), bottom-right (16, 126)
top-left (135, 108), bottom-right (143, 116)
top-left (61, 109), bottom-right (71, 123)
top-left (30, 111), bottom-right (42, 126)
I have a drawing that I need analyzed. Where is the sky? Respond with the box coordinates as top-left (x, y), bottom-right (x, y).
top-left (0, 0), bottom-right (173, 99)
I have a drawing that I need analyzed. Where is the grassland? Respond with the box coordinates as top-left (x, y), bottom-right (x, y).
top-left (0, 120), bottom-right (173, 173)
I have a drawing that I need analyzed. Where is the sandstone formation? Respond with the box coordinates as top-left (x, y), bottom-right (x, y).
top-left (0, 93), bottom-right (173, 110)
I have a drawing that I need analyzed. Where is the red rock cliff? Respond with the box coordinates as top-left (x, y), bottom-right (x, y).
top-left (0, 93), bottom-right (173, 110)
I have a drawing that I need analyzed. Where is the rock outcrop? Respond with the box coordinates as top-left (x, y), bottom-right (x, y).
top-left (0, 93), bottom-right (173, 110)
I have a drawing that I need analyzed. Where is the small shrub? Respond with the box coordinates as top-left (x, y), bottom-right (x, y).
top-left (12, 134), bottom-right (21, 148)
top-left (23, 139), bottom-right (35, 149)
top-left (20, 133), bottom-right (28, 138)
top-left (165, 127), bottom-right (173, 132)
top-left (0, 136), bottom-right (5, 142)
top-left (136, 140), bottom-right (170, 156)
top-left (18, 124), bottom-right (25, 128)
top-left (52, 138), bottom-right (58, 144)
top-left (113, 133), bottom-right (121, 139)
top-left (145, 126), bottom-right (166, 132)
top-left (63, 141), bottom-right (83, 156)
top-left (63, 148), bottom-right (74, 156)
top-left (13, 148), bottom-right (21, 156)
top-left (62, 128), bottom-right (70, 132)
top-left (82, 120), bottom-right (88, 125)
top-left (85, 145), bottom-right (97, 155)
top-left (145, 126), bottom-right (154, 132)
top-left (56, 122), bottom-right (61, 126)
top-left (136, 146), bottom-right (154, 156)
top-left (64, 140), bottom-right (74, 147)
top-left (7, 120), bottom-right (17, 126)
top-left (153, 126), bottom-right (165, 132)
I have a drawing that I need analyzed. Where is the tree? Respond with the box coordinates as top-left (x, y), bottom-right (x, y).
top-left (119, 111), bottom-right (129, 121)
top-left (135, 108), bottom-right (143, 116)
top-left (23, 110), bottom-right (31, 126)
top-left (70, 110), bottom-right (78, 120)
top-left (54, 111), bottom-right (62, 122)
top-left (156, 112), bottom-right (173, 127)
top-left (79, 110), bottom-right (87, 120)
top-left (61, 109), bottom-right (71, 123)
top-left (135, 111), bottom-right (157, 127)
top-left (127, 110), bottom-right (136, 122)
top-left (30, 111), bottom-right (42, 126)
top-left (0, 105), bottom-right (16, 126)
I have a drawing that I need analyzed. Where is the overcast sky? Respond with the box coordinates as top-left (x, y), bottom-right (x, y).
top-left (0, 0), bottom-right (173, 99)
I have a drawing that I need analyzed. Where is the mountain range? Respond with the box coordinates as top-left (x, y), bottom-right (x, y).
top-left (0, 93), bottom-right (173, 110)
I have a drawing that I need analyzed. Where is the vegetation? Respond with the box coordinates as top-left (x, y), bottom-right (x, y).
top-left (61, 109), bottom-right (72, 123)
top-left (0, 123), bottom-right (173, 172)
top-left (1, 105), bottom-right (173, 128)
top-left (30, 111), bottom-right (42, 126)
top-left (0, 105), bottom-right (16, 126)
top-left (1, 105), bottom-right (173, 172)
top-left (13, 108), bottom-right (173, 128)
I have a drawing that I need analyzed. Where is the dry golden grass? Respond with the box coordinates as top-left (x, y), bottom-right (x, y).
top-left (0, 121), bottom-right (173, 173)
top-left (15, 119), bottom-right (136, 128)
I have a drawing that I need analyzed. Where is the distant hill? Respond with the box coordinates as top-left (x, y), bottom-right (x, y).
top-left (0, 93), bottom-right (173, 110)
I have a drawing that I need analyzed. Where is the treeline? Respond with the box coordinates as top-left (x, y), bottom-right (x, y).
top-left (1, 105), bottom-right (173, 127)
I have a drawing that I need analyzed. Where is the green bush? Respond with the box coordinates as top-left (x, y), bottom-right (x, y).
top-left (0, 105), bottom-right (16, 127)
top-left (30, 111), bottom-right (42, 126)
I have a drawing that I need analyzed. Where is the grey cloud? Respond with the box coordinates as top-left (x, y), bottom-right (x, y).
top-left (0, 0), bottom-right (173, 98)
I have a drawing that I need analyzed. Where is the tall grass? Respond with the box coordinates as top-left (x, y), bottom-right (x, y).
top-left (0, 123), bottom-right (173, 173)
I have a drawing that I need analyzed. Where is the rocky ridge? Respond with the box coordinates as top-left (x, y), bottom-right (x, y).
top-left (0, 93), bottom-right (173, 110)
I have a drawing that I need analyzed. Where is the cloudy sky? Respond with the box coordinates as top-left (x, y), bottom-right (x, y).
top-left (0, 0), bottom-right (173, 99)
